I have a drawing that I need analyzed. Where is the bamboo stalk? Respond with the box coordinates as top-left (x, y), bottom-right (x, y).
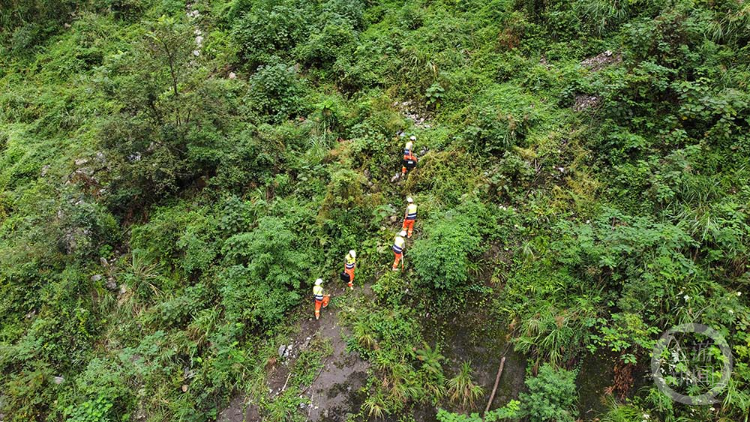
top-left (484, 357), bottom-right (506, 416)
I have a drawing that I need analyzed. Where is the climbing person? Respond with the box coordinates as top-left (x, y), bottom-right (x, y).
top-left (313, 278), bottom-right (330, 320)
top-left (401, 135), bottom-right (418, 176)
top-left (392, 230), bottom-right (407, 271)
top-left (344, 249), bottom-right (356, 290)
top-left (402, 197), bottom-right (417, 238)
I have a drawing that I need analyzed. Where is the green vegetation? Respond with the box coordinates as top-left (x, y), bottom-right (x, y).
top-left (446, 362), bottom-right (484, 410)
top-left (1, 0), bottom-right (749, 421)
top-left (437, 400), bottom-right (520, 422)
top-left (520, 364), bottom-right (578, 422)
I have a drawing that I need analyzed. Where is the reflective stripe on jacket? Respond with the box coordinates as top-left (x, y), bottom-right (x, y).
top-left (313, 285), bottom-right (324, 301)
top-left (406, 204), bottom-right (417, 220)
top-left (393, 236), bottom-right (405, 254)
top-left (346, 255), bottom-right (356, 269)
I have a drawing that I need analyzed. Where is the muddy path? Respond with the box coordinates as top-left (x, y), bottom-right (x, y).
top-left (301, 314), bottom-right (369, 421)
top-left (218, 283), bottom-right (371, 422)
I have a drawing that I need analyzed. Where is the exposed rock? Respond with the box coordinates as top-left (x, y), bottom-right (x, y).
top-left (106, 278), bottom-right (118, 290)
top-left (278, 344), bottom-right (287, 358)
top-left (41, 165), bottom-right (50, 176)
top-left (91, 274), bottom-right (103, 282)
top-left (228, 72), bottom-right (237, 80)
top-left (54, 376), bottom-right (65, 385)
top-left (74, 158), bottom-right (89, 166)
top-left (395, 102), bottom-right (432, 129)
top-left (573, 95), bottom-right (601, 112)
top-left (581, 50), bottom-right (622, 72)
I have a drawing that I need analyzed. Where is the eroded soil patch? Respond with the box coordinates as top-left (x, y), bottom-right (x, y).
top-left (219, 284), bottom-right (370, 421)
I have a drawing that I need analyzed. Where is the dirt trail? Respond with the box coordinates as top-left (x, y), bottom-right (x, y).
top-left (218, 284), bottom-right (371, 422)
top-left (300, 308), bottom-right (370, 421)
top-left (217, 395), bottom-right (260, 422)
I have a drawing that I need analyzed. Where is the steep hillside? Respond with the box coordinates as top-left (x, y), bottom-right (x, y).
top-left (1, 1), bottom-right (749, 421)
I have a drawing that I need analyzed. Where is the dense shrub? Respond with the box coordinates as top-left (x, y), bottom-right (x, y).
top-left (520, 364), bottom-right (578, 422)
top-left (0, 0), bottom-right (81, 52)
top-left (232, 0), bottom-right (310, 68)
top-left (220, 216), bottom-right (311, 329)
top-left (411, 205), bottom-right (483, 292)
top-left (297, 19), bottom-right (357, 69)
top-left (436, 400), bottom-right (520, 421)
top-left (246, 58), bottom-right (305, 121)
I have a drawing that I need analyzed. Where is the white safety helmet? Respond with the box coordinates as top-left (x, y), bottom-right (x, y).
top-left (409, 135), bottom-right (416, 141)
top-left (399, 230), bottom-right (407, 237)
top-left (406, 197), bottom-right (413, 203)
top-left (349, 250), bottom-right (356, 258)
top-left (315, 278), bottom-right (323, 286)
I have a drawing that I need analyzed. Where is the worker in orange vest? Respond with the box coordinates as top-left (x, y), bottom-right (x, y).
top-left (344, 250), bottom-right (356, 290)
top-left (401, 135), bottom-right (417, 176)
top-left (392, 230), bottom-right (407, 271)
top-left (402, 197), bottom-right (417, 238)
top-left (312, 278), bottom-right (330, 320)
